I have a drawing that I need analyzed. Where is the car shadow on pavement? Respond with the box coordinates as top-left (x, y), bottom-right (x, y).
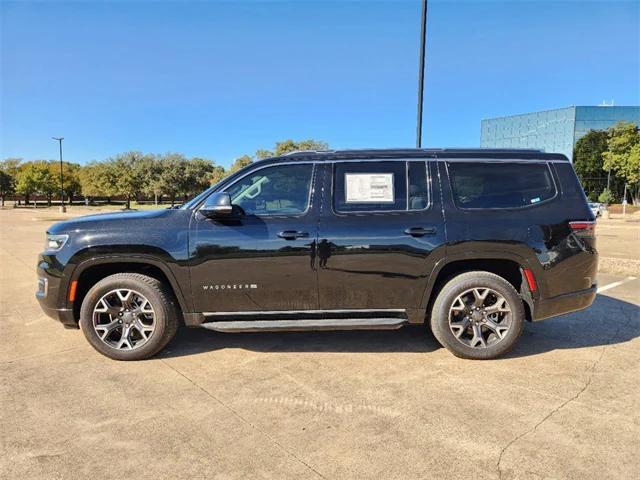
top-left (506, 294), bottom-right (639, 358)
top-left (159, 295), bottom-right (639, 359)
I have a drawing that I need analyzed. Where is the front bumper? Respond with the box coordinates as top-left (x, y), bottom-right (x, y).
top-left (532, 285), bottom-right (597, 321)
top-left (36, 255), bottom-right (79, 329)
top-left (37, 301), bottom-right (78, 329)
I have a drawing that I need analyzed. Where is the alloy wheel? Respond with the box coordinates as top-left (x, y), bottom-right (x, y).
top-left (448, 287), bottom-right (512, 348)
top-left (92, 289), bottom-right (156, 350)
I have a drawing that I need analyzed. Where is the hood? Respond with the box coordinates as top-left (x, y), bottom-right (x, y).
top-left (47, 208), bottom-right (182, 234)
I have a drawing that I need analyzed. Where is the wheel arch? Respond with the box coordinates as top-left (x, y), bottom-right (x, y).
top-left (69, 255), bottom-right (190, 324)
top-left (422, 254), bottom-right (534, 322)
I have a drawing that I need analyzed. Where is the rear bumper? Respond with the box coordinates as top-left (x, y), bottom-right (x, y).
top-left (532, 285), bottom-right (597, 321)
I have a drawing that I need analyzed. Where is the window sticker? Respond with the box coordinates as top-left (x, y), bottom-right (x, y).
top-left (345, 173), bottom-right (394, 203)
top-left (530, 197), bottom-right (541, 204)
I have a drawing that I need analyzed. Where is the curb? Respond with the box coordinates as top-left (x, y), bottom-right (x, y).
top-left (599, 256), bottom-right (640, 276)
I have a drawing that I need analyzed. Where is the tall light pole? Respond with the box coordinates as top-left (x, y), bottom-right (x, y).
top-left (416, 0), bottom-right (428, 148)
top-left (52, 137), bottom-right (66, 213)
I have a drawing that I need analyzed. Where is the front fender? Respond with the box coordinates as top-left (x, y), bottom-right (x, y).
top-left (64, 248), bottom-right (192, 315)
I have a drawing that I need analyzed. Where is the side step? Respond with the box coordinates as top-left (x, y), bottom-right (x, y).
top-left (201, 317), bottom-right (408, 333)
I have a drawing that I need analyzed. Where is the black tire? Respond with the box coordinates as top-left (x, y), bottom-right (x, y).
top-left (429, 271), bottom-right (524, 360)
top-left (79, 273), bottom-right (179, 360)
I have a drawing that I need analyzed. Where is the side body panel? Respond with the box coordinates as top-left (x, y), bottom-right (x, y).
top-left (438, 156), bottom-right (597, 318)
top-left (315, 160), bottom-right (447, 312)
top-left (188, 164), bottom-right (321, 313)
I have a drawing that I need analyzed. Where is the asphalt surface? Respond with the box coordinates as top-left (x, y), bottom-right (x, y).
top-left (1, 208), bottom-right (639, 479)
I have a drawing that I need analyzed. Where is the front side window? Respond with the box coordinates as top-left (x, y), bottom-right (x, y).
top-left (333, 161), bottom-right (430, 213)
top-left (224, 163), bottom-right (313, 216)
top-left (447, 162), bottom-right (556, 209)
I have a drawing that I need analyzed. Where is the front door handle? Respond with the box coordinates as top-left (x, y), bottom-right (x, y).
top-left (277, 230), bottom-right (310, 240)
top-left (404, 226), bottom-right (437, 237)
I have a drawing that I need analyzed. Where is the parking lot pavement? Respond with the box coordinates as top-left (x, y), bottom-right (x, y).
top-left (1, 209), bottom-right (639, 480)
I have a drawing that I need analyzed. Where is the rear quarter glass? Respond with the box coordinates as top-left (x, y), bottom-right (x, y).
top-left (446, 161), bottom-right (556, 209)
top-left (553, 163), bottom-right (594, 220)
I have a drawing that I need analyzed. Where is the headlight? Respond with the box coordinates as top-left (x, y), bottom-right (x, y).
top-left (45, 234), bottom-right (69, 251)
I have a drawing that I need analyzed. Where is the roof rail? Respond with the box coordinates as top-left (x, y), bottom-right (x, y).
top-left (282, 149), bottom-right (335, 156)
top-left (441, 148), bottom-right (544, 153)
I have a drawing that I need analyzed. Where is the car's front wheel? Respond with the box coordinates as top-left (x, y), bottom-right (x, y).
top-left (79, 273), bottom-right (179, 360)
top-left (430, 271), bottom-right (525, 359)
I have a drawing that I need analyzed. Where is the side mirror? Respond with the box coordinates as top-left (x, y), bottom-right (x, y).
top-left (200, 192), bottom-right (233, 218)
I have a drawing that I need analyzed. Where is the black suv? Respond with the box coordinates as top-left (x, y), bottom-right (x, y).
top-left (36, 149), bottom-right (597, 360)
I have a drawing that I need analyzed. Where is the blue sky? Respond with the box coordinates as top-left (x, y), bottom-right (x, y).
top-left (2, 0), bottom-right (639, 168)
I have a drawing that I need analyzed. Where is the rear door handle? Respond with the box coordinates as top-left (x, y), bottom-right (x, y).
top-left (277, 230), bottom-right (309, 240)
top-left (404, 226), bottom-right (437, 237)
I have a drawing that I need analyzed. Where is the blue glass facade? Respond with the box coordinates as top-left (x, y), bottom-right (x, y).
top-left (480, 106), bottom-right (640, 161)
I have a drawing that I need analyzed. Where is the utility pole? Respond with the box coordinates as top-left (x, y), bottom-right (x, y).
top-left (52, 137), bottom-right (66, 213)
top-left (416, 0), bottom-right (428, 148)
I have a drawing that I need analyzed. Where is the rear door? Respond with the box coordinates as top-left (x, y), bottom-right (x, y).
top-left (316, 158), bottom-right (446, 311)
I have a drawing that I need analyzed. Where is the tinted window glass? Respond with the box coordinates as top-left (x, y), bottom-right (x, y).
top-left (334, 162), bottom-right (407, 212)
top-left (448, 162), bottom-right (555, 209)
top-left (225, 163), bottom-right (313, 215)
top-left (554, 163), bottom-right (588, 202)
top-left (408, 161), bottom-right (429, 210)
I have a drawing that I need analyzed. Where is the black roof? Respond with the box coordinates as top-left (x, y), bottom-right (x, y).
top-left (261, 148), bottom-right (569, 162)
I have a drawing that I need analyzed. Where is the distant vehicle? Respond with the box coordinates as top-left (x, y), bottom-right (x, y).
top-left (37, 148), bottom-right (598, 361)
top-left (588, 202), bottom-right (605, 217)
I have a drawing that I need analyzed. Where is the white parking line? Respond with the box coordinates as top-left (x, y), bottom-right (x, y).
top-left (597, 277), bottom-right (637, 293)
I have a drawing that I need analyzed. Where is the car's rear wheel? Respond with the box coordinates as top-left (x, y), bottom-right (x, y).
top-left (430, 271), bottom-right (524, 359)
top-left (80, 273), bottom-right (179, 360)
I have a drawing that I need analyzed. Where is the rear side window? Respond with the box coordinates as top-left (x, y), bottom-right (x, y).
top-left (333, 161), bottom-right (430, 212)
top-left (447, 162), bottom-right (556, 209)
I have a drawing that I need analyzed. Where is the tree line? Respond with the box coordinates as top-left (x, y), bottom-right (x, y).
top-left (573, 121), bottom-right (640, 205)
top-left (0, 139), bottom-right (328, 209)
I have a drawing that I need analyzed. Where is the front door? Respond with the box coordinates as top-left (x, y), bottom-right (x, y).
top-left (316, 159), bottom-right (446, 311)
top-left (190, 162), bottom-right (320, 313)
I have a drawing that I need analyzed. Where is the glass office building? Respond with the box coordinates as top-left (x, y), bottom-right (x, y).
top-left (480, 106), bottom-right (640, 161)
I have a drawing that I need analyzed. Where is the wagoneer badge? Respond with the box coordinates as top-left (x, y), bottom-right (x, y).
top-left (202, 284), bottom-right (258, 291)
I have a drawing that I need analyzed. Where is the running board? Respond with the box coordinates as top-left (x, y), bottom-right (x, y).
top-left (200, 317), bottom-right (408, 333)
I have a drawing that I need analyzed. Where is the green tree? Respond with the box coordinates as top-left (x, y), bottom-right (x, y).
top-left (573, 130), bottom-right (610, 198)
top-left (15, 161), bottom-right (56, 206)
top-left (183, 157), bottom-right (218, 198)
top-left (110, 152), bottom-right (147, 209)
top-left (598, 188), bottom-right (614, 204)
top-left (48, 161), bottom-right (81, 203)
top-left (255, 139), bottom-right (329, 159)
top-left (228, 155), bottom-right (253, 174)
top-left (79, 161), bottom-right (118, 200)
top-left (135, 154), bottom-right (163, 204)
top-left (0, 158), bottom-right (21, 206)
top-left (209, 164), bottom-right (226, 186)
top-left (0, 170), bottom-right (13, 206)
top-left (273, 139), bottom-right (329, 156)
top-left (157, 153), bottom-right (187, 206)
top-left (603, 122), bottom-right (640, 205)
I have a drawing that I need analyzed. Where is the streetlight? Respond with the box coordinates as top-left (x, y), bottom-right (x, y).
top-left (52, 137), bottom-right (66, 213)
top-left (416, 0), bottom-right (428, 148)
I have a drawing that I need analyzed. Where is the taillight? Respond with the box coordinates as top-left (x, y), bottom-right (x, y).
top-left (569, 221), bottom-right (596, 237)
